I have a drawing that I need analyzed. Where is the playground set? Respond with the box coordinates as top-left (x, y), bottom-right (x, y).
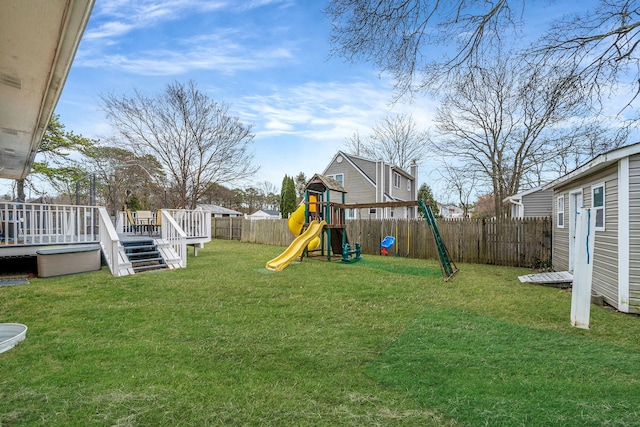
top-left (265, 174), bottom-right (458, 281)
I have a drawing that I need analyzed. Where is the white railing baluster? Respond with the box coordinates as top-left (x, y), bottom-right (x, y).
top-left (0, 201), bottom-right (103, 247)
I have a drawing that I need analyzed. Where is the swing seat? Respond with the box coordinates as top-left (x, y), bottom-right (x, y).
top-left (381, 235), bottom-right (395, 248)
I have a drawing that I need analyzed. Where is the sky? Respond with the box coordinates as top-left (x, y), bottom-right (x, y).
top-left (53, 0), bottom-right (442, 196)
top-left (23, 0), bottom-right (624, 202)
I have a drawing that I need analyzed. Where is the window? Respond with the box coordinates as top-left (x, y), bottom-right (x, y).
top-left (592, 183), bottom-right (605, 231)
top-left (407, 179), bottom-right (411, 192)
top-left (393, 172), bottom-right (401, 188)
top-left (327, 173), bottom-right (344, 187)
top-left (557, 195), bottom-right (564, 228)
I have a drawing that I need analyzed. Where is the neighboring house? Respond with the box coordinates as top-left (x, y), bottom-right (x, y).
top-left (196, 204), bottom-right (242, 218)
top-left (322, 151), bottom-right (419, 219)
top-left (247, 209), bottom-right (281, 220)
top-left (545, 141), bottom-right (640, 314)
top-left (438, 203), bottom-right (465, 219)
top-left (504, 186), bottom-right (554, 218)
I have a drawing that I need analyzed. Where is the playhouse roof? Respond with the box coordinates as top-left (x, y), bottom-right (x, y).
top-left (304, 174), bottom-right (346, 193)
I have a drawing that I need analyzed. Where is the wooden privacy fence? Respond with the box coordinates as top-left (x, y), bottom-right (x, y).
top-left (343, 217), bottom-right (552, 268)
top-left (212, 217), bottom-right (243, 240)
top-left (213, 217), bottom-right (552, 268)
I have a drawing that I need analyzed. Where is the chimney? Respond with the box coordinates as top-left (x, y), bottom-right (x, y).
top-left (410, 160), bottom-right (418, 199)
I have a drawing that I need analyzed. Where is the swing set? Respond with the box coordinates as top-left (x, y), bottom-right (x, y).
top-left (267, 174), bottom-right (458, 281)
top-left (379, 216), bottom-right (413, 257)
top-left (336, 199), bottom-right (458, 281)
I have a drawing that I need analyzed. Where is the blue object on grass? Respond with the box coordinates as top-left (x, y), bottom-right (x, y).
top-left (381, 235), bottom-right (395, 248)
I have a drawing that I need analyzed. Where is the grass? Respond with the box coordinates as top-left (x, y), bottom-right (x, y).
top-left (1, 239), bottom-right (639, 426)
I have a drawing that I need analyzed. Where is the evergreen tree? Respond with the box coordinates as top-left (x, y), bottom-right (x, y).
top-left (16, 114), bottom-right (95, 201)
top-left (418, 183), bottom-right (440, 218)
top-left (280, 175), bottom-right (297, 218)
top-left (294, 172), bottom-right (307, 202)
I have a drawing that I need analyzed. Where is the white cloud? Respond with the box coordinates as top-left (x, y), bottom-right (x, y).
top-left (87, 0), bottom-right (291, 40)
top-left (77, 32), bottom-right (295, 76)
top-left (84, 21), bottom-right (135, 40)
top-left (78, 2), bottom-right (299, 76)
top-left (236, 79), bottom-right (437, 141)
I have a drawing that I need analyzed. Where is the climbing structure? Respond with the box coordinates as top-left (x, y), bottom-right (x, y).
top-left (265, 174), bottom-right (362, 271)
top-left (303, 174), bottom-right (362, 263)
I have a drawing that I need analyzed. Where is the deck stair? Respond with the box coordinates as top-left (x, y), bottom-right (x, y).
top-left (122, 238), bottom-right (167, 273)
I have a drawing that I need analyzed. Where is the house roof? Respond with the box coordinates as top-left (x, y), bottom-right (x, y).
top-left (0, 1), bottom-right (95, 179)
top-left (543, 141), bottom-right (640, 190)
top-left (503, 185), bottom-right (550, 203)
top-left (251, 209), bottom-right (280, 216)
top-left (323, 151), bottom-right (415, 185)
top-left (196, 204), bottom-right (242, 215)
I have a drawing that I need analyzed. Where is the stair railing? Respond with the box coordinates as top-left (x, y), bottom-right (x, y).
top-left (160, 209), bottom-right (187, 267)
top-left (97, 206), bottom-right (124, 276)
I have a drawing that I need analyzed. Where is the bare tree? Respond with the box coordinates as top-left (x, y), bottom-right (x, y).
top-left (344, 131), bottom-right (366, 156)
top-left (437, 162), bottom-right (479, 219)
top-left (327, 0), bottom-right (520, 97)
top-left (327, 1), bottom-right (640, 116)
top-left (431, 54), bottom-right (592, 218)
top-left (257, 180), bottom-right (280, 211)
top-left (83, 145), bottom-right (166, 210)
top-left (534, 1), bottom-right (640, 117)
top-left (344, 113), bottom-right (427, 169)
top-left (101, 80), bottom-right (257, 209)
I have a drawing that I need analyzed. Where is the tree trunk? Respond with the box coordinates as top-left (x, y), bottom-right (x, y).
top-left (16, 179), bottom-right (25, 201)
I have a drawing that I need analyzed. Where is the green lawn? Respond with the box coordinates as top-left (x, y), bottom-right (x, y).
top-left (1, 240), bottom-right (639, 426)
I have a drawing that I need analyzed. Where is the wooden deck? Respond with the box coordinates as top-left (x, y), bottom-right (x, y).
top-left (0, 237), bottom-right (100, 257)
top-left (518, 271), bottom-right (573, 288)
top-left (1, 203), bottom-right (211, 276)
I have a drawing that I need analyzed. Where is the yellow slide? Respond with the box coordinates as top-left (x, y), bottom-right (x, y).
top-left (266, 220), bottom-right (327, 271)
top-left (288, 203), bottom-right (306, 235)
top-left (288, 202), bottom-right (320, 250)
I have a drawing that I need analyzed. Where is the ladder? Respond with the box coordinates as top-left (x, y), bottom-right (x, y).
top-left (418, 199), bottom-right (459, 281)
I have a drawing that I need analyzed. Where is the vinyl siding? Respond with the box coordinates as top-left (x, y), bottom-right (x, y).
top-left (324, 158), bottom-right (379, 219)
top-left (522, 189), bottom-right (553, 217)
top-left (553, 193), bottom-right (570, 271)
top-left (350, 157), bottom-right (376, 181)
top-left (389, 170), bottom-right (413, 201)
top-left (628, 155), bottom-right (640, 313)
top-left (324, 161), bottom-right (373, 203)
top-left (324, 153), bottom-right (416, 218)
top-left (554, 164), bottom-right (619, 308)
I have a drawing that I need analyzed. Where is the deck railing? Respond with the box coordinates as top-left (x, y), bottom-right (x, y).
top-left (0, 202), bottom-right (212, 275)
top-left (167, 209), bottom-right (211, 239)
top-left (0, 201), bottom-right (100, 246)
top-left (119, 209), bottom-right (211, 240)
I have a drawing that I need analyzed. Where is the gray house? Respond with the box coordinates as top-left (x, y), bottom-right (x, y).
top-left (504, 186), bottom-right (553, 218)
top-left (545, 142), bottom-right (640, 314)
top-left (322, 151), bottom-right (418, 219)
